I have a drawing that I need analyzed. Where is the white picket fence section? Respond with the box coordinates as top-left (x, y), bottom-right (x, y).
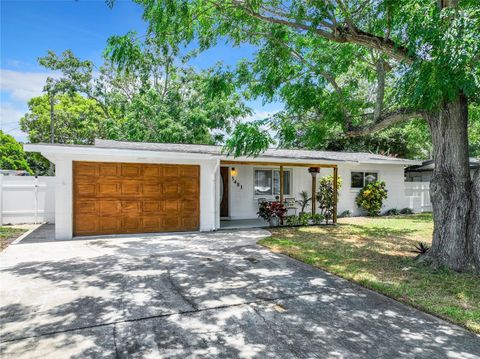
top-left (404, 182), bottom-right (432, 213)
top-left (0, 175), bottom-right (55, 225)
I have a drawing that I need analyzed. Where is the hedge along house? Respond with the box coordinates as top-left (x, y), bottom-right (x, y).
top-left (24, 139), bottom-right (420, 240)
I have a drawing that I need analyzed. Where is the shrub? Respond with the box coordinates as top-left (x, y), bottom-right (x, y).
top-left (257, 201), bottom-right (287, 226)
top-left (384, 208), bottom-right (400, 216)
top-left (339, 210), bottom-right (351, 218)
top-left (286, 215), bottom-right (300, 226)
top-left (400, 207), bottom-right (414, 215)
top-left (298, 213), bottom-right (310, 226)
top-left (316, 175), bottom-right (342, 224)
top-left (296, 190), bottom-right (311, 214)
top-left (355, 181), bottom-right (388, 216)
top-left (310, 213), bottom-right (324, 225)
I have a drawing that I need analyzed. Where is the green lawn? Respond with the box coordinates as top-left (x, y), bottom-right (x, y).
top-left (260, 213), bottom-right (480, 334)
top-left (0, 226), bottom-right (26, 251)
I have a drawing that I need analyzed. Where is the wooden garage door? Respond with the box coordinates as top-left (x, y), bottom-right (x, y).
top-left (73, 161), bottom-right (200, 236)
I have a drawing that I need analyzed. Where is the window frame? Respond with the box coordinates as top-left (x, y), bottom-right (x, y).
top-left (350, 171), bottom-right (379, 189)
top-left (254, 168), bottom-right (292, 197)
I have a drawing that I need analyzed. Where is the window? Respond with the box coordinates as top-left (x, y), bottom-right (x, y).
top-left (254, 169), bottom-right (291, 195)
top-left (351, 171), bottom-right (378, 188)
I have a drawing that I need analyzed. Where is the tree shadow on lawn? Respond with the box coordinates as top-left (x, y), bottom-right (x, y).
top-left (1, 234), bottom-right (479, 358)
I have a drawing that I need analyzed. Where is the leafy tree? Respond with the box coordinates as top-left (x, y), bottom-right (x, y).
top-left (0, 131), bottom-right (32, 173)
top-left (20, 93), bottom-right (108, 145)
top-left (126, 0), bottom-right (480, 272)
top-left (102, 34), bottom-right (250, 144)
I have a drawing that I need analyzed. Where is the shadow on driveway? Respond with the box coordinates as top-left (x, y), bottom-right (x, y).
top-left (0, 226), bottom-right (479, 358)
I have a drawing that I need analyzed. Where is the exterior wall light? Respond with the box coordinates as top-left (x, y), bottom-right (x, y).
top-left (231, 167), bottom-right (237, 177)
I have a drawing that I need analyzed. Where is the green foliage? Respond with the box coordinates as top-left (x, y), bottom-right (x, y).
top-left (0, 131), bottom-right (32, 173)
top-left (298, 212), bottom-right (310, 226)
top-left (20, 94), bottom-right (107, 145)
top-left (400, 208), bottom-right (414, 215)
top-left (286, 215), bottom-right (300, 226)
top-left (310, 213), bottom-right (324, 225)
top-left (339, 210), bottom-right (351, 218)
top-left (295, 190), bottom-right (311, 214)
top-left (355, 181), bottom-right (388, 216)
top-left (257, 201), bottom-right (287, 225)
top-left (127, 0), bottom-right (480, 159)
top-left (384, 208), bottom-right (401, 216)
top-left (316, 175), bottom-right (342, 223)
top-left (224, 121), bottom-right (274, 157)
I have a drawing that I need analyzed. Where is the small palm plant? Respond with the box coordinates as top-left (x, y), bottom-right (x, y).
top-left (296, 191), bottom-right (311, 215)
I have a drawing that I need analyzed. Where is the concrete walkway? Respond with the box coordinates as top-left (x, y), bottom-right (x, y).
top-left (0, 225), bottom-right (479, 358)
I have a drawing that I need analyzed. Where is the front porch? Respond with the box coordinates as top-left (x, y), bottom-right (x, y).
top-left (218, 160), bottom-right (338, 229)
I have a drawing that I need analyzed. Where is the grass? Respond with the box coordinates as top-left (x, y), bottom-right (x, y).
top-left (259, 213), bottom-right (480, 334)
top-left (0, 226), bottom-right (26, 251)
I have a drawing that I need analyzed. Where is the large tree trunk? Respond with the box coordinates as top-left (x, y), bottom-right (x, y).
top-left (425, 95), bottom-right (478, 272)
top-left (469, 167), bottom-right (480, 272)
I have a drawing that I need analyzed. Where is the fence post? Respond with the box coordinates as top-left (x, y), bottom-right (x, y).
top-left (34, 175), bottom-right (39, 224)
top-left (0, 174), bottom-right (3, 225)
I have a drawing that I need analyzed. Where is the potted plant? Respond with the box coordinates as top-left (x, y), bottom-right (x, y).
top-left (257, 201), bottom-right (287, 227)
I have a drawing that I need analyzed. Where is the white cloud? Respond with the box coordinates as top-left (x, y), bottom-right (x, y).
top-left (0, 69), bottom-right (57, 102)
top-left (0, 68), bottom-right (59, 141)
top-left (242, 109), bottom-right (279, 123)
top-left (0, 102), bottom-right (28, 141)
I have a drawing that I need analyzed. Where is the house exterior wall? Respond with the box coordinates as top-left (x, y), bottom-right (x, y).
top-left (225, 162), bottom-right (407, 219)
top-left (50, 152), bottom-right (219, 240)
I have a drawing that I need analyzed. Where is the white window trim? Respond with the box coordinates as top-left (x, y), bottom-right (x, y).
top-left (253, 167), bottom-right (292, 198)
top-left (350, 171), bottom-right (379, 190)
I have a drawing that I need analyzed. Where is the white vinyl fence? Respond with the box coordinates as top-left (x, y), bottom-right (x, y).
top-left (0, 175), bottom-right (55, 225)
top-left (404, 182), bottom-right (432, 213)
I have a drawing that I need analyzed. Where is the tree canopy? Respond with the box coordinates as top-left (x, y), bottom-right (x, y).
top-left (115, 0), bottom-right (478, 157)
top-left (0, 130), bottom-right (32, 173)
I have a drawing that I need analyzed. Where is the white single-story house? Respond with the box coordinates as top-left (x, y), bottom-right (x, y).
top-left (24, 139), bottom-right (420, 240)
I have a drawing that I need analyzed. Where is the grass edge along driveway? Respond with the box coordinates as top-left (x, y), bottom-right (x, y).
top-left (260, 214), bottom-right (480, 334)
top-left (0, 226), bottom-right (26, 251)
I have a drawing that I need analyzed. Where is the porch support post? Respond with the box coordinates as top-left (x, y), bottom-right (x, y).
top-left (311, 174), bottom-right (316, 216)
top-left (333, 166), bottom-right (338, 224)
top-left (279, 165), bottom-right (284, 204)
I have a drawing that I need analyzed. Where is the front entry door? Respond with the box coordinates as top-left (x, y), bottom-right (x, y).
top-left (220, 167), bottom-right (229, 217)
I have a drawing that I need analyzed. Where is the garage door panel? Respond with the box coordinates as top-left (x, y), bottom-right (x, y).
top-left (76, 183), bottom-right (97, 196)
top-left (122, 217), bottom-right (142, 232)
top-left (75, 163), bottom-right (97, 177)
top-left (121, 182), bottom-right (143, 195)
top-left (75, 215), bottom-right (99, 234)
top-left (98, 217), bottom-right (121, 232)
top-left (98, 163), bottom-right (119, 177)
top-left (143, 165), bottom-right (162, 178)
top-left (182, 217), bottom-right (198, 230)
top-left (143, 217), bottom-right (161, 231)
top-left (73, 161), bottom-right (199, 236)
top-left (75, 201), bottom-right (97, 214)
top-left (98, 183), bottom-right (121, 195)
top-left (121, 200), bottom-right (141, 213)
top-left (121, 164), bottom-right (142, 177)
top-left (143, 184), bottom-right (162, 195)
top-left (143, 200), bottom-right (164, 212)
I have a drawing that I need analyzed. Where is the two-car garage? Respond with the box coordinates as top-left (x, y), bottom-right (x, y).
top-left (73, 161), bottom-right (200, 236)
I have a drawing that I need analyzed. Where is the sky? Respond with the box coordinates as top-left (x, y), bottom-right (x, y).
top-left (1, 0), bottom-right (281, 142)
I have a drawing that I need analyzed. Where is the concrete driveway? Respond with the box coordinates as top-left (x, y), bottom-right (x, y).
top-left (0, 225), bottom-right (479, 358)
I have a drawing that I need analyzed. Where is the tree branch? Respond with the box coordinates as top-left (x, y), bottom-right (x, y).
top-left (346, 109), bottom-right (424, 137)
top-left (234, 3), bottom-right (414, 64)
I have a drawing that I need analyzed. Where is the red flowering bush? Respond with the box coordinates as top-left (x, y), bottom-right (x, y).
top-left (257, 201), bottom-right (287, 226)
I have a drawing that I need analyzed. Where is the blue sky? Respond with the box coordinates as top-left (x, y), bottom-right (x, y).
top-left (1, 0), bottom-right (281, 141)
